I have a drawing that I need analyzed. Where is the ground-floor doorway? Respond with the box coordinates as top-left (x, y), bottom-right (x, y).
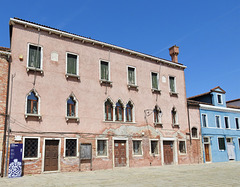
top-left (203, 137), bottom-right (211, 162)
top-left (44, 140), bottom-right (59, 172)
top-left (226, 138), bottom-right (235, 160)
top-left (163, 141), bottom-right (174, 165)
top-left (114, 140), bottom-right (127, 167)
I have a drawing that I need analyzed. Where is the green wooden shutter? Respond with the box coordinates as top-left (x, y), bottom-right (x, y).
top-left (152, 73), bottom-right (158, 89)
top-left (67, 54), bottom-right (77, 75)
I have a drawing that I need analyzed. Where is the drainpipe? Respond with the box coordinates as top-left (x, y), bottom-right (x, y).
top-left (1, 55), bottom-right (11, 177)
top-left (187, 103), bottom-right (192, 145)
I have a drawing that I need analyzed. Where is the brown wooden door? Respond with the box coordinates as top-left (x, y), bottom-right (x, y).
top-left (44, 140), bottom-right (59, 171)
top-left (114, 140), bottom-right (127, 167)
top-left (204, 144), bottom-right (210, 162)
top-left (163, 141), bottom-right (173, 165)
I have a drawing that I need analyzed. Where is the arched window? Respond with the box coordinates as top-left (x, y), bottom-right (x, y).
top-left (105, 99), bottom-right (113, 121)
top-left (191, 127), bottom-right (198, 138)
top-left (154, 105), bottom-right (162, 123)
top-left (67, 96), bottom-right (76, 117)
top-left (115, 101), bottom-right (124, 121)
top-left (171, 107), bottom-right (177, 125)
top-left (126, 101), bottom-right (133, 122)
top-left (27, 91), bottom-right (39, 114)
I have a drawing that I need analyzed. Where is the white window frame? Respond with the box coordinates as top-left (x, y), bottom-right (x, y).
top-left (25, 89), bottom-right (41, 119)
top-left (217, 94), bottom-right (223, 105)
top-left (169, 76), bottom-right (177, 93)
top-left (132, 139), bottom-right (143, 156)
top-left (99, 59), bottom-right (111, 81)
top-left (96, 138), bottom-right (108, 157)
top-left (127, 66), bottom-right (137, 86)
top-left (23, 137), bottom-right (40, 160)
top-left (224, 116), bottom-right (230, 129)
top-left (238, 138), bottom-right (240, 150)
top-left (235, 118), bottom-right (240, 130)
top-left (215, 115), bottom-right (221, 128)
top-left (179, 140), bottom-right (187, 155)
top-left (65, 52), bottom-right (79, 76)
top-left (153, 106), bottom-right (162, 124)
top-left (151, 71), bottom-right (159, 90)
top-left (125, 100), bottom-right (135, 123)
top-left (171, 107), bottom-right (178, 126)
top-left (64, 138), bottom-right (79, 158)
top-left (218, 137), bottom-right (226, 151)
top-left (149, 139), bottom-right (159, 156)
top-left (27, 43), bottom-right (43, 70)
top-left (201, 113), bottom-right (208, 127)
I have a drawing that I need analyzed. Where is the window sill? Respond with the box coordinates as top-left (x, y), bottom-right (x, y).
top-left (26, 67), bottom-right (44, 74)
top-left (96, 155), bottom-right (108, 158)
top-left (65, 116), bottom-right (79, 122)
top-left (133, 154), bottom-right (143, 157)
top-left (63, 156), bottom-right (78, 159)
top-left (172, 123), bottom-right (180, 128)
top-left (169, 92), bottom-right (178, 97)
top-left (99, 79), bottom-right (112, 86)
top-left (25, 113), bottom-right (42, 120)
top-left (152, 89), bottom-right (161, 94)
top-left (154, 122), bottom-right (163, 127)
top-left (150, 153), bottom-right (160, 157)
top-left (128, 84), bottom-right (138, 90)
top-left (65, 73), bottom-right (80, 80)
top-left (23, 157), bottom-right (39, 161)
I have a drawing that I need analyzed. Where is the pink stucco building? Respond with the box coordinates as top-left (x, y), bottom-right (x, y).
top-left (3, 17), bottom-right (201, 175)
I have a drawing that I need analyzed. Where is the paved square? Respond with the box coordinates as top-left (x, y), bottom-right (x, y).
top-left (0, 162), bottom-right (239, 186)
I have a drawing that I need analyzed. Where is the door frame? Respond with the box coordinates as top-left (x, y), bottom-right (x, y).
top-left (226, 137), bottom-right (235, 160)
top-left (203, 136), bottom-right (211, 163)
top-left (112, 137), bottom-right (129, 167)
top-left (42, 138), bottom-right (61, 173)
top-left (161, 137), bottom-right (178, 165)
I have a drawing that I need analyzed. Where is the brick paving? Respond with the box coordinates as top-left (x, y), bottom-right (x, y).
top-left (0, 162), bottom-right (240, 187)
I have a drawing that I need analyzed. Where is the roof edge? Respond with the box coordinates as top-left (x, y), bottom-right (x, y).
top-left (9, 18), bottom-right (186, 69)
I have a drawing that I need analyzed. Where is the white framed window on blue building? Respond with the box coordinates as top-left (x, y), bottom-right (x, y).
top-left (215, 115), bottom-right (221, 128)
top-left (224, 116), bottom-right (230, 129)
top-left (202, 114), bottom-right (208, 127)
top-left (235, 118), bottom-right (239, 130)
top-left (217, 94), bottom-right (223, 104)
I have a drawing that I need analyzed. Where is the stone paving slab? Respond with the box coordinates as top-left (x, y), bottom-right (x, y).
top-left (1, 162), bottom-right (240, 186)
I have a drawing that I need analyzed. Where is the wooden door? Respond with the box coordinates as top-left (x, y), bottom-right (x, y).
top-left (114, 140), bottom-right (127, 167)
top-left (44, 140), bottom-right (59, 171)
top-left (163, 141), bottom-right (173, 165)
top-left (204, 144), bottom-right (210, 162)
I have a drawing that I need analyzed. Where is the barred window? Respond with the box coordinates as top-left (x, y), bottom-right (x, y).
top-left (150, 140), bottom-right (158, 155)
top-left (97, 140), bottom-right (107, 156)
top-left (133, 140), bottom-right (142, 155)
top-left (65, 139), bottom-right (77, 157)
top-left (24, 138), bottom-right (38, 158)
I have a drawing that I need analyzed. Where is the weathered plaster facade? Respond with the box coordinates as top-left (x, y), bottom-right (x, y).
top-left (4, 18), bottom-right (201, 175)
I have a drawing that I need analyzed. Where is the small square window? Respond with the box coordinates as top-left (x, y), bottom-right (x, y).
top-left (100, 61), bottom-right (109, 81)
top-left (65, 139), bottom-right (77, 157)
top-left (97, 140), bottom-right (107, 156)
top-left (133, 140), bottom-right (142, 155)
top-left (150, 140), bottom-right (158, 155)
top-left (24, 138), bottom-right (39, 158)
top-left (179, 141), bottom-right (186, 154)
top-left (218, 137), bottom-right (225, 151)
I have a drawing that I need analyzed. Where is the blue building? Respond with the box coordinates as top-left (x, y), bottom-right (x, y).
top-left (188, 87), bottom-right (240, 163)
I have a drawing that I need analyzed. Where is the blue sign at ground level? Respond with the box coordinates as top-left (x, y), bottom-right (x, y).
top-left (8, 143), bottom-right (23, 178)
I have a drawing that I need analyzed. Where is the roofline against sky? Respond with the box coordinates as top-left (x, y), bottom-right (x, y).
top-left (9, 18), bottom-right (187, 69)
top-left (199, 104), bottom-right (240, 113)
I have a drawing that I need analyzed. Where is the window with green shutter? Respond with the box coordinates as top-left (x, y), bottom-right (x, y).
top-left (28, 45), bottom-right (41, 69)
top-left (67, 53), bottom-right (77, 75)
top-left (169, 76), bottom-right (176, 92)
top-left (218, 137), bottom-right (226, 151)
top-left (101, 61), bottom-right (109, 80)
top-left (151, 72), bottom-right (158, 89)
top-left (128, 67), bottom-right (135, 85)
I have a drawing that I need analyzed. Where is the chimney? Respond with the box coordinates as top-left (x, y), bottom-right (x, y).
top-left (169, 45), bottom-right (179, 63)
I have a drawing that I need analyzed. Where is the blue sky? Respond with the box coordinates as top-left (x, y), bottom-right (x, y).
top-left (1, 0), bottom-right (240, 100)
